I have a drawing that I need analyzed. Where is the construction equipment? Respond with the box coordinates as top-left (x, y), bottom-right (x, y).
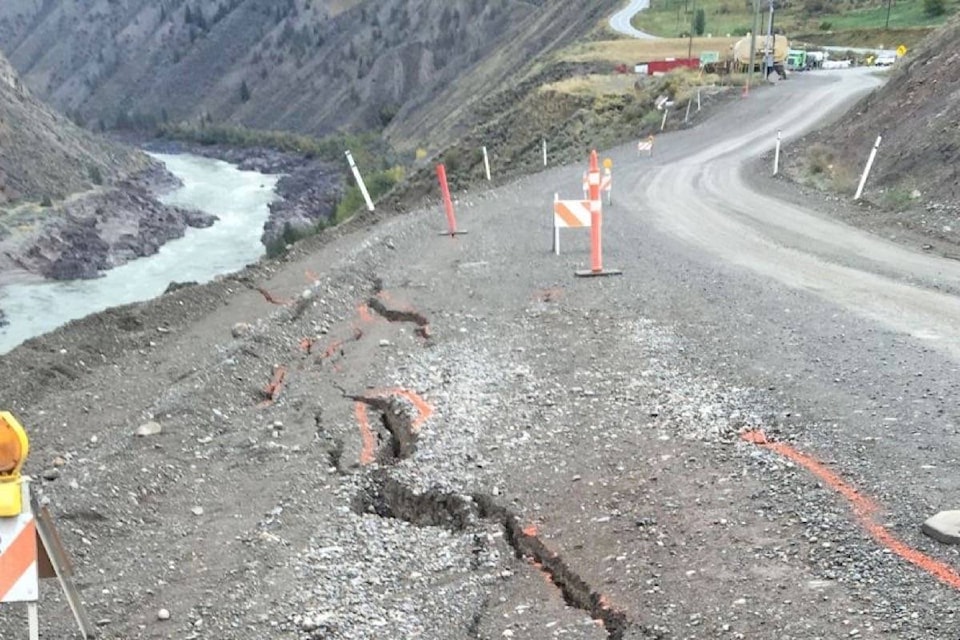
top-left (732, 34), bottom-right (788, 79)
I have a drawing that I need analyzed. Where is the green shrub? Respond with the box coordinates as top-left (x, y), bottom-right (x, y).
top-left (924, 0), bottom-right (945, 16)
top-left (334, 165), bottom-right (405, 222)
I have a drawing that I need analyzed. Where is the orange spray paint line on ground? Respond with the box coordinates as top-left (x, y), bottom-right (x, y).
top-left (741, 430), bottom-right (960, 591)
top-left (354, 387), bottom-right (435, 433)
top-left (354, 402), bottom-right (376, 465)
top-left (256, 287), bottom-right (291, 306)
top-left (356, 303), bottom-right (375, 324)
top-left (257, 365), bottom-right (287, 407)
top-left (320, 339), bottom-right (344, 360)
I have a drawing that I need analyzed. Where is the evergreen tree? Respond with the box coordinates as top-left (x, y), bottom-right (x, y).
top-left (924, 0), bottom-right (945, 16)
top-left (693, 8), bottom-right (706, 35)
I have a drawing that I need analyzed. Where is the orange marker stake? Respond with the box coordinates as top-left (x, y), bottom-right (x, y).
top-left (575, 150), bottom-right (621, 278)
top-left (436, 163), bottom-right (467, 237)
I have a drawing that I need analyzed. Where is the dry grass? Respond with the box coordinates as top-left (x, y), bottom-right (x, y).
top-left (561, 38), bottom-right (740, 65)
top-left (542, 74), bottom-right (639, 97)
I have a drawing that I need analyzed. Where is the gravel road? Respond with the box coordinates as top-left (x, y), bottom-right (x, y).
top-left (609, 0), bottom-right (657, 39)
top-left (2, 69), bottom-right (959, 639)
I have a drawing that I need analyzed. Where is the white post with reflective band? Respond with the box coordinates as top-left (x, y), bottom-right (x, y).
top-left (773, 129), bottom-right (782, 176)
top-left (344, 150), bottom-right (375, 212)
top-left (482, 146), bottom-right (491, 181)
top-left (854, 135), bottom-right (882, 201)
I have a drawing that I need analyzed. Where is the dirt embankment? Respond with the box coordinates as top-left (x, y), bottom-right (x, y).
top-left (780, 17), bottom-right (960, 251)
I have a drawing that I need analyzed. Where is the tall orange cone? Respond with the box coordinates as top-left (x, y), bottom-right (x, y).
top-left (575, 150), bottom-right (622, 278)
top-left (436, 163), bottom-right (467, 237)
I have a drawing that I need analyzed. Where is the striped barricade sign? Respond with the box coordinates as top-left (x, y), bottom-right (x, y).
top-left (0, 481), bottom-right (38, 604)
top-left (553, 195), bottom-right (592, 255)
top-left (637, 135), bottom-right (655, 156)
top-left (601, 168), bottom-right (612, 205)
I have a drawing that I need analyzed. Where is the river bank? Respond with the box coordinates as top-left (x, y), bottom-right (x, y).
top-left (142, 140), bottom-right (344, 247)
top-left (0, 160), bottom-right (215, 281)
top-left (0, 153), bottom-right (281, 353)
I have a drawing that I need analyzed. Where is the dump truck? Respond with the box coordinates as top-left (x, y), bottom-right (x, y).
top-left (732, 33), bottom-right (788, 79)
top-left (786, 49), bottom-right (807, 71)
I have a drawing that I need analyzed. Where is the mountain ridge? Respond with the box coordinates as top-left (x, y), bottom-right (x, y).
top-left (0, 0), bottom-right (619, 154)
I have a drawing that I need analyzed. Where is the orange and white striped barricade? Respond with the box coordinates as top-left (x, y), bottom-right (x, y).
top-left (0, 412), bottom-right (94, 639)
top-left (574, 150), bottom-right (622, 278)
top-left (637, 135), bottom-right (655, 156)
top-left (0, 480), bottom-right (38, 606)
top-left (601, 167), bottom-right (612, 206)
top-left (552, 194), bottom-right (591, 256)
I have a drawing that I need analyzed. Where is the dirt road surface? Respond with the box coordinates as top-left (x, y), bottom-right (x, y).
top-left (609, 0), bottom-right (657, 39)
top-left (2, 69), bottom-right (959, 639)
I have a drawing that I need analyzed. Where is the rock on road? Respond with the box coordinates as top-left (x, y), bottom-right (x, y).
top-left (2, 69), bottom-right (959, 638)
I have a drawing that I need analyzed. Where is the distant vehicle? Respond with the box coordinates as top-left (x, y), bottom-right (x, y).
top-left (732, 34), bottom-right (789, 79)
top-left (874, 51), bottom-right (897, 67)
top-left (787, 49), bottom-right (807, 71)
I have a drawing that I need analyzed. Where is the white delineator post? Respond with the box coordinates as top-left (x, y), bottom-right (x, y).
top-left (684, 99), bottom-right (692, 124)
top-left (697, 88), bottom-right (702, 111)
top-left (482, 146), bottom-right (491, 181)
top-left (854, 135), bottom-right (882, 201)
top-left (344, 150), bottom-right (375, 212)
top-left (542, 139), bottom-right (548, 167)
top-left (660, 109), bottom-right (669, 131)
top-left (773, 129), bottom-right (782, 176)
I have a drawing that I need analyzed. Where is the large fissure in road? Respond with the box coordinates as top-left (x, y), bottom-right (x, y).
top-left (352, 473), bottom-right (660, 640)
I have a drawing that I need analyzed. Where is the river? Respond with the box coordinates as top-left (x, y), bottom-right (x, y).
top-left (0, 153), bottom-right (281, 354)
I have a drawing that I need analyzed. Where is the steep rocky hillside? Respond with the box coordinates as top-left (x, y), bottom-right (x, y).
top-left (0, 0), bottom-right (620, 151)
top-left (0, 51), bottom-right (150, 204)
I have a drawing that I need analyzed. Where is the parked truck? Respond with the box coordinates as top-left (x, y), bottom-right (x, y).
top-left (732, 33), bottom-right (789, 79)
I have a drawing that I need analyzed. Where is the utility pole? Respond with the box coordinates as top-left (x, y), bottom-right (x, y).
top-left (688, 0), bottom-right (696, 60)
top-left (885, 0), bottom-right (893, 29)
top-left (748, 0), bottom-right (760, 86)
top-left (764, 0), bottom-right (775, 79)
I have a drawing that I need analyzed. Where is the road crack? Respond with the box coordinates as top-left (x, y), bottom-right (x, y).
top-left (352, 473), bottom-right (659, 639)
